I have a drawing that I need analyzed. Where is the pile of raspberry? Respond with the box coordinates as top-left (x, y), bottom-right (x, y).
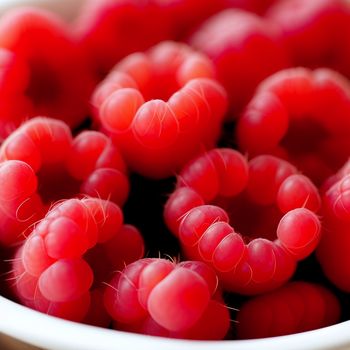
top-left (1, 0), bottom-right (350, 341)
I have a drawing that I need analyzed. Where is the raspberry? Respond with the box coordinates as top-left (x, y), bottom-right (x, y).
top-left (114, 298), bottom-right (230, 340)
top-left (0, 49), bottom-right (32, 140)
top-left (147, 267), bottom-right (211, 331)
top-left (237, 67), bottom-right (350, 186)
top-left (159, 0), bottom-right (226, 40)
top-left (226, 0), bottom-right (277, 15)
top-left (165, 149), bottom-right (321, 294)
top-left (267, 0), bottom-right (350, 78)
top-left (82, 223), bottom-right (144, 327)
top-left (82, 289), bottom-right (111, 328)
top-left (94, 41), bottom-right (227, 179)
top-left (236, 281), bottom-right (340, 339)
top-left (13, 259), bottom-right (93, 322)
top-left (0, 117), bottom-right (130, 246)
top-left (321, 158), bottom-right (350, 194)
top-left (85, 224), bottom-right (145, 286)
top-left (104, 258), bottom-right (230, 339)
top-left (10, 197), bottom-right (144, 322)
top-left (0, 8), bottom-right (94, 135)
top-left (189, 9), bottom-right (289, 117)
top-left (75, 0), bottom-right (172, 77)
top-left (0, 160), bottom-right (45, 246)
top-left (317, 173), bottom-right (350, 292)
top-left (10, 247), bottom-right (92, 322)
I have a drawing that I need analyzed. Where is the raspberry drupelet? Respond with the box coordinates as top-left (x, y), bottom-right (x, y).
top-left (104, 258), bottom-right (230, 340)
top-left (0, 117), bottom-right (129, 246)
top-left (237, 67), bottom-right (350, 187)
top-left (10, 198), bottom-right (144, 322)
top-left (165, 149), bottom-right (321, 294)
top-left (93, 41), bottom-right (228, 179)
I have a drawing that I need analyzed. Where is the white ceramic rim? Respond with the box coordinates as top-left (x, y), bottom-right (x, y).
top-left (1, 295), bottom-right (350, 350)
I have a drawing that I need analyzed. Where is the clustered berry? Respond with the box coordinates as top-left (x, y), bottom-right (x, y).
top-left (1, 0), bottom-right (350, 342)
top-left (164, 150), bottom-right (321, 295)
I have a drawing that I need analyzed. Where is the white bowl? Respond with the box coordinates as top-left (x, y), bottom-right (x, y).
top-left (0, 1), bottom-right (350, 349)
top-left (1, 294), bottom-right (350, 350)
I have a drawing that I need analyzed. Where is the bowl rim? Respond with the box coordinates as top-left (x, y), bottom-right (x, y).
top-left (1, 295), bottom-right (350, 350)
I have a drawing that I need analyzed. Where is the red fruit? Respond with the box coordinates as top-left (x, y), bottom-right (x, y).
top-left (317, 173), bottom-right (350, 292)
top-left (83, 289), bottom-right (112, 328)
top-left (0, 160), bottom-right (44, 246)
top-left (104, 258), bottom-right (230, 339)
top-left (165, 149), bottom-right (321, 294)
top-left (0, 8), bottom-right (94, 135)
top-left (158, 0), bottom-right (277, 43)
top-left (237, 67), bottom-right (350, 186)
top-left (0, 49), bottom-right (32, 141)
top-left (75, 0), bottom-right (172, 77)
top-left (11, 250), bottom-right (92, 322)
top-left (190, 9), bottom-right (289, 117)
top-left (0, 117), bottom-right (129, 246)
top-left (173, 299), bottom-right (230, 340)
top-left (267, 0), bottom-right (350, 78)
top-left (147, 267), bottom-right (211, 332)
top-left (38, 258), bottom-right (93, 303)
top-left (159, 0), bottom-right (226, 40)
top-left (225, 0), bottom-right (277, 15)
top-left (11, 198), bottom-right (144, 321)
top-left (104, 258), bottom-right (152, 324)
top-left (94, 41), bottom-right (227, 179)
top-left (114, 298), bottom-right (230, 340)
top-left (321, 158), bottom-right (350, 194)
top-left (236, 281), bottom-right (340, 339)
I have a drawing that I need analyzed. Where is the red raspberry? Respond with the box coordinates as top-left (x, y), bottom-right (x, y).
top-left (165, 149), bottom-right (321, 294)
top-left (159, 0), bottom-right (226, 40)
top-left (114, 298), bottom-right (230, 340)
top-left (0, 8), bottom-right (94, 136)
top-left (11, 249), bottom-right (92, 322)
top-left (237, 67), bottom-right (350, 186)
top-left (317, 173), bottom-right (350, 292)
top-left (160, 0), bottom-right (277, 41)
top-left (104, 258), bottom-right (230, 339)
top-left (267, 0), bottom-right (350, 78)
top-left (83, 205), bottom-right (145, 328)
top-left (236, 281), bottom-right (340, 339)
top-left (94, 41), bottom-right (227, 179)
top-left (189, 9), bottom-right (289, 117)
top-left (10, 198), bottom-right (144, 322)
top-left (225, 0), bottom-right (277, 15)
top-left (321, 158), bottom-right (350, 194)
top-left (0, 160), bottom-right (45, 246)
top-left (0, 49), bottom-right (32, 140)
top-left (83, 215), bottom-right (144, 327)
top-left (0, 117), bottom-right (129, 246)
top-left (82, 289), bottom-right (111, 328)
top-left (74, 0), bottom-right (172, 77)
